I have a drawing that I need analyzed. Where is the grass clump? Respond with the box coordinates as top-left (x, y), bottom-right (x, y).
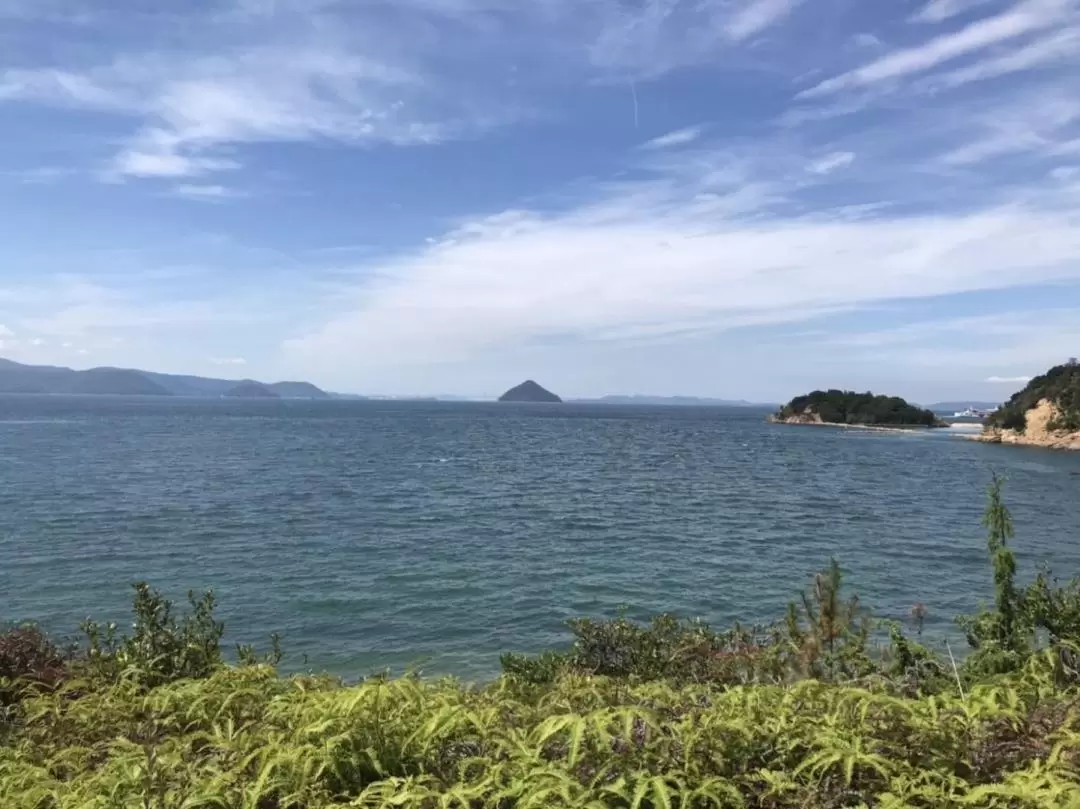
top-left (2, 476), bottom-right (1080, 808)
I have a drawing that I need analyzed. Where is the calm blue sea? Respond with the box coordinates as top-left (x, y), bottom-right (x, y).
top-left (1, 396), bottom-right (1078, 680)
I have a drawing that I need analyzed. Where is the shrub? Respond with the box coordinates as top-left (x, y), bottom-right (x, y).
top-left (74, 583), bottom-right (285, 689)
top-left (0, 624), bottom-right (66, 706)
top-left (78, 583), bottom-right (225, 686)
top-left (958, 474), bottom-right (1080, 681)
top-left (999, 407), bottom-right (1029, 432)
top-left (502, 559), bottom-right (880, 687)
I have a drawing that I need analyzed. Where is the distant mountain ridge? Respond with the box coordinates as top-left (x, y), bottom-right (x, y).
top-left (0, 358), bottom-right (330, 399)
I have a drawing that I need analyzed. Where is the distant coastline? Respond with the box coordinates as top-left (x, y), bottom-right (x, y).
top-left (0, 358), bottom-right (330, 400)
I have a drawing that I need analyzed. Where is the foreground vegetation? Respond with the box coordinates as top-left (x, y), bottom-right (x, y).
top-left (773, 391), bottom-right (943, 428)
top-left (988, 360), bottom-right (1080, 434)
top-left (3, 478), bottom-right (1080, 808)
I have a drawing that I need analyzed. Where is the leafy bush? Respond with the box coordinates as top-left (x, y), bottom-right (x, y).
top-left (958, 474), bottom-right (1080, 683)
top-left (75, 582), bottom-right (281, 688)
top-left (2, 645), bottom-right (1079, 807)
top-left (0, 624), bottom-right (66, 707)
top-left (502, 560), bottom-right (881, 687)
top-left (776, 389), bottom-right (942, 427)
top-left (77, 583), bottom-right (226, 686)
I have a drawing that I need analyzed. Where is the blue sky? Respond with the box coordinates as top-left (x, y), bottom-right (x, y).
top-left (1, 0), bottom-right (1079, 400)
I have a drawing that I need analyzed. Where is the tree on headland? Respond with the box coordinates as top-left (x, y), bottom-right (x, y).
top-left (775, 389), bottom-right (942, 427)
top-left (988, 361), bottom-right (1080, 433)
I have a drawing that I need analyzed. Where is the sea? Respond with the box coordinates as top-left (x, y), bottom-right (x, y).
top-left (1, 395), bottom-right (1078, 681)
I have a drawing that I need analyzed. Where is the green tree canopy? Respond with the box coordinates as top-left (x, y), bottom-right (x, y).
top-left (988, 361), bottom-right (1080, 433)
top-left (777, 389), bottom-right (941, 427)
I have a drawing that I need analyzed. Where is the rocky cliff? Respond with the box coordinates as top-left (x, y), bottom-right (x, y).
top-left (980, 362), bottom-right (1080, 451)
top-left (979, 399), bottom-right (1080, 451)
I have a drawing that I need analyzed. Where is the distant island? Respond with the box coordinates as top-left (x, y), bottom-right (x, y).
top-left (770, 389), bottom-right (945, 428)
top-left (0, 358), bottom-right (329, 399)
top-left (498, 380), bottom-right (562, 403)
top-left (979, 360), bottom-right (1080, 450)
top-left (223, 381), bottom-right (279, 399)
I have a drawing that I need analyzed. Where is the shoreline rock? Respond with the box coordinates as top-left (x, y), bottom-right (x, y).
top-left (977, 399), bottom-right (1080, 451)
top-left (766, 413), bottom-right (941, 433)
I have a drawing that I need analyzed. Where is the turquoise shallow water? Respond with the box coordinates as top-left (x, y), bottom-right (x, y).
top-left (1, 396), bottom-right (1078, 680)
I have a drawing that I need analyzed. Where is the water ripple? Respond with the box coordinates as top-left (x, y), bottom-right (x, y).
top-left (1, 396), bottom-right (1078, 680)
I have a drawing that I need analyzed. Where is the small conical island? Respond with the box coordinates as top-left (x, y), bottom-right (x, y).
top-left (498, 380), bottom-right (562, 403)
top-left (769, 390), bottom-right (945, 428)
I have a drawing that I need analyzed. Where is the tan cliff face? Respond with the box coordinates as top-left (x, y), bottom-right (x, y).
top-left (979, 399), bottom-right (1080, 451)
top-left (767, 410), bottom-right (824, 425)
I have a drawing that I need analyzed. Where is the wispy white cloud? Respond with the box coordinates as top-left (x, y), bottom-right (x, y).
top-left (0, 324), bottom-right (14, 337)
top-left (801, 0), bottom-right (1075, 98)
top-left (919, 27), bottom-right (1080, 90)
top-left (282, 162), bottom-right (1080, 380)
top-left (912, 0), bottom-right (996, 24)
top-left (113, 141), bottom-right (240, 179)
top-left (0, 68), bottom-right (129, 107)
top-left (852, 33), bottom-right (883, 48)
top-left (0, 270), bottom-right (302, 377)
top-left (940, 130), bottom-right (1047, 165)
top-left (96, 48), bottom-right (439, 178)
top-left (641, 126), bottom-right (704, 150)
top-left (210, 356), bottom-right (247, 366)
top-left (725, 0), bottom-right (801, 42)
top-left (15, 276), bottom-right (270, 339)
top-left (807, 151), bottom-right (855, 174)
top-left (936, 90), bottom-right (1080, 165)
top-left (800, 310), bottom-right (1080, 377)
top-left (0, 7), bottom-right (478, 180)
top-left (168, 184), bottom-right (244, 201)
top-left (2, 166), bottom-right (77, 184)
top-left (1, 0), bottom-right (806, 181)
